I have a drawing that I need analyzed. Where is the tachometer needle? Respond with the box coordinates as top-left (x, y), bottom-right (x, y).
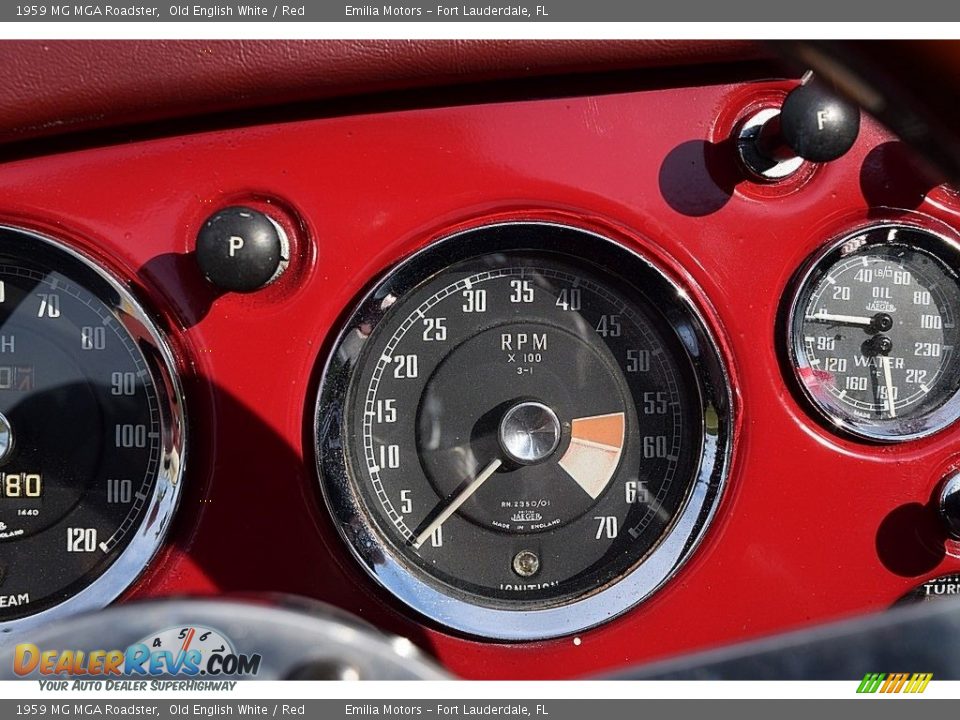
top-left (805, 311), bottom-right (873, 327)
top-left (882, 355), bottom-right (897, 418)
top-left (412, 458), bottom-right (503, 549)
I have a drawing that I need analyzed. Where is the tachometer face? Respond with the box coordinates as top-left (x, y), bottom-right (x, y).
top-left (787, 224), bottom-right (960, 441)
top-left (0, 227), bottom-right (185, 632)
top-left (316, 223), bottom-right (732, 639)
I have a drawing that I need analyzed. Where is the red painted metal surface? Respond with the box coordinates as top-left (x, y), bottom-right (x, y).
top-left (2, 77), bottom-right (960, 679)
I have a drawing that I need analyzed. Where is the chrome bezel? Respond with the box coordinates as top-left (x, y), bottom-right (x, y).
top-left (315, 221), bottom-right (734, 641)
top-left (736, 108), bottom-right (805, 181)
top-left (786, 222), bottom-right (960, 443)
top-left (0, 225), bottom-right (187, 643)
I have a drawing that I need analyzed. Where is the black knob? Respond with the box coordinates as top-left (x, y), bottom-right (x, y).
top-left (196, 206), bottom-right (287, 293)
top-left (778, 78), bottom-right (861, 163)
top-left (738, 75), bottom-right (861, 179)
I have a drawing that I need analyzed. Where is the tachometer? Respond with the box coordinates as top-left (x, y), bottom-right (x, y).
top-left (0, 226), bottom-right (185, 634)
top-left (786, 223), bottom-right (960, 442)
top-left (316, 222), bottom-right (732, 640)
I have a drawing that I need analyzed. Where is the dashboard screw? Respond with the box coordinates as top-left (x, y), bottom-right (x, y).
top-left (513, 550), bottom-right (540, 578)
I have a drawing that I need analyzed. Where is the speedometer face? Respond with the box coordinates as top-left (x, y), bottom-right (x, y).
top-left (0, 227), bottom-right (185, 632)
top-left (787, 224), bottom-right (960, 441)
top-left (316, 223), bottom-right (732, 640)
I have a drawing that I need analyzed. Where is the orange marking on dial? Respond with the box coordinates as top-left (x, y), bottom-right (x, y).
top-left (570, 412), bottom-right (625, 449)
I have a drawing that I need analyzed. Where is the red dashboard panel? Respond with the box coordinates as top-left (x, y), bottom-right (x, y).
top-left (0, 40), bottom-right (768, 144)
top-left (1, 74), bottom-right (959, 678)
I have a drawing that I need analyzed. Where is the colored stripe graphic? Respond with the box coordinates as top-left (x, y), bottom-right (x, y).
top-left (881, 673), bottom-right (907, 693)
top-left (857, 673), bottom-right (885, 693)
top-left (908, 673), bottom-right (933, 693)
top-left (857, 672), bottom-right (931, 694)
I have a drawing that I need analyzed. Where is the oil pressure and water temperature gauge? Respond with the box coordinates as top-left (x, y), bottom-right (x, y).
top-left (786, 224), bottom-right (960, 442)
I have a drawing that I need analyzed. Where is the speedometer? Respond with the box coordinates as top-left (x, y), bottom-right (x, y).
top-left (0, 226), bottom-right (185, 634)
top-left (786, 223), bottom-right (960, 442)
top-left (316, 222), bottom-right (732, 640)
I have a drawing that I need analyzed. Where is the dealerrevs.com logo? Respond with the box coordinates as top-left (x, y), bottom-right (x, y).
top-left (13, 625), bottom-right (261, 687)
top-left (857, 673), bottom-right (933, 694)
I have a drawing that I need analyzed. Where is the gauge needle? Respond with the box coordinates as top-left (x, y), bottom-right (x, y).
top-left (805, 311), bottom-right (873, 327)
top-left (412, 458), bottom-right (503, 549)
top-left (882, 355), bottom-right (897, 418)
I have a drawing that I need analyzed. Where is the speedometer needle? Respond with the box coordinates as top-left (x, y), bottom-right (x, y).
top-left (882, 355), bottom-right (897, 418)
top-left (805, 311), bottom-right (873, 327)
top-left (412, 458), bottom-right (503, 549)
